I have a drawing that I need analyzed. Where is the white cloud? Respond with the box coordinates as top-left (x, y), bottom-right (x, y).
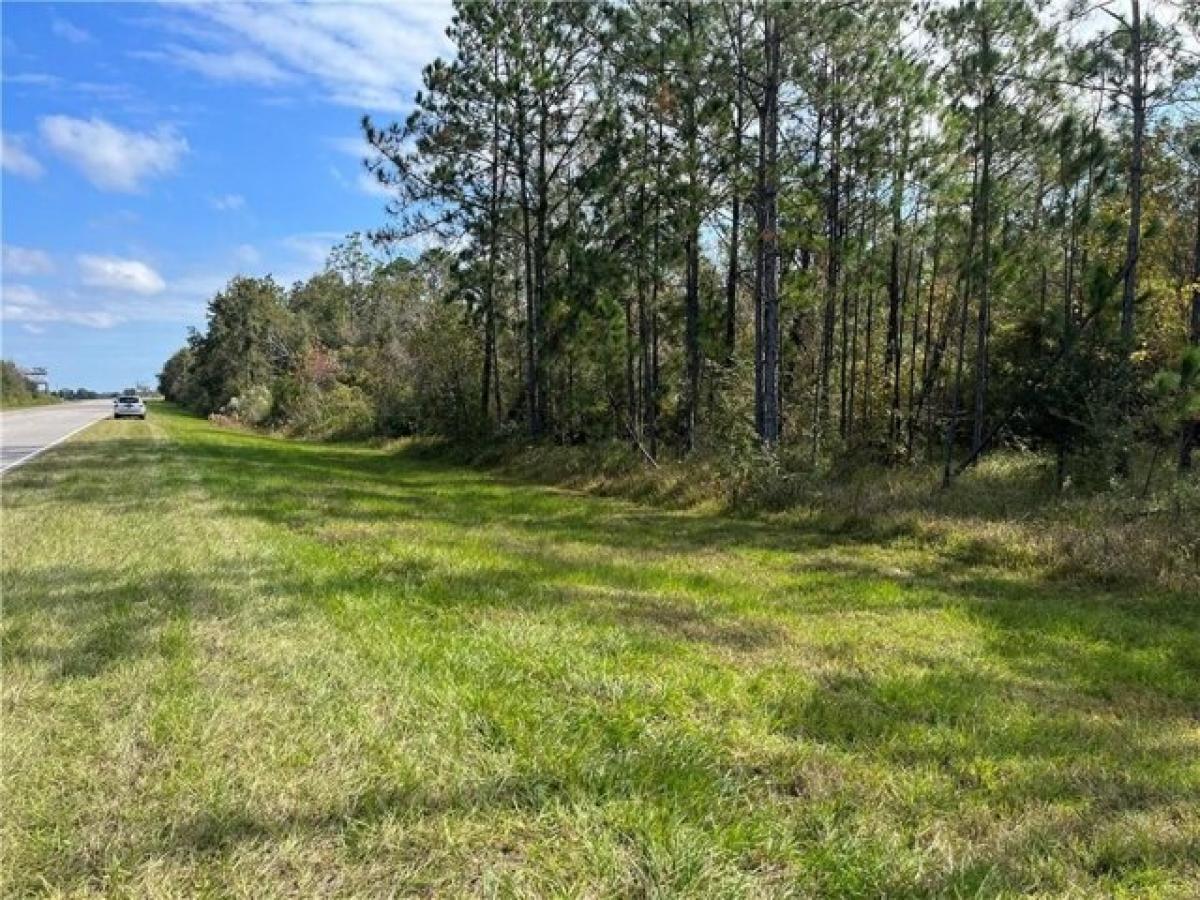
top-left (139, 270), bottom-right (231, 322)
top-left (2, 284), bottom-right (45, 314)
top-left (170, 271), bottom-right (228, 300)
top-left (2, 245), bottom-right (54, 276)
top-left (87, 209), bottom-right (141, 230)
top-left (78, 255), bottom-right (166, 295)
top-left (1, 283), bottom-right (120, 329)
top-left (329, 162), bottom-right (390, 200)
top-left (328, 134), bottom-right (394, 199)
top-left (210, 192), bottom-right (246, 211)
top-left (234, 243), bottom-right (261, 266)
top-left (357, 170), bottom-right (392, 199)
top-left (280, 232), bottom-right (341, 269)
top-left (329, 135), bottom-right (372, 158)
top-left (3, 73), bottom-right (137, 105)
top-left (2, 72), bottom-right (62, 87)
top-left (1, 266), bottom-right (224, 331)
top-left (52, 18), bottom-right (92, 44)
top-left (1, 132), bottom-right (44, 178)
top-left (173, 2), bottom-right (453, 111)
top-left (138, 44), bottom-right (292, 85)
top-left (39, 116), bottom-right (187, 192)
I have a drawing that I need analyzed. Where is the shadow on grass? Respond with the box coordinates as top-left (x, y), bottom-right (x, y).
top-left (5, 421), bottom-right (922, 559)
top-left (2, 566), bottom-right (248, 680)
top-left (4, 409), bottom-right (1199, 893)
top-left (7, 413), bottom-right (1198, 679)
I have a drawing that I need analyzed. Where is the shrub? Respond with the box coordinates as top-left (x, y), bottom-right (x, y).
top-left (232, 384), bottom-right (273, 425)
top-left (276, 380), bottom-right (375, 440)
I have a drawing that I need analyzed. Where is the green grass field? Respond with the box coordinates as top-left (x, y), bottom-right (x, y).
top-left (3, 405), bottom-right (1197, 897)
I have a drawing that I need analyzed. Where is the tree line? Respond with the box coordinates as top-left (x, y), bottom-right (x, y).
top-left (165, 0), bottom-right (1200, 484)
top-left (0, 360), bottom-right (56, 408)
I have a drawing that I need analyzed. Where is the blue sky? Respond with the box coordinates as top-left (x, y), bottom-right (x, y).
top-left (2, 1), bottom-right (451, 391)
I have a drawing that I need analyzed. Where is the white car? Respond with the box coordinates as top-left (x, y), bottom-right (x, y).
top-left (113, 395), bottom-right (147, 419)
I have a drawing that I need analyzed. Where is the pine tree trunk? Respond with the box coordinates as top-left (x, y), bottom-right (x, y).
top-left (481, 305), bottom-right (495, 422)
top-left (647, 106), bottom-right (664, 460)
top-left (492, 306), bottom-right (502, 422)
top-left (817, 86), bottom-right (841, 458)
top-left (864, 203), bottom-right (880, 439)
top-left (1061, 133), bottom-right (1078, 345)
top-left (971, 16), bottom-right (994, 458)
top-left (917, 233), bottom-right (941, 444)
top-left (905, 242), bottom-right (925, 459)
top-left (944, 282), bottom-right (970, 489)
top-left (754, 83), bottom-right (766, 440)
top-left (725, 193), bottom-right (740, 366)
top-left (1192, 175), bottom-right (1200, 346)
top-left (724, 5), bottom-right (745, 367)
top-left (624, 289), bottom-right (636, 441)
top-left (845, 203), bottom-right (867, 444)
top-left (515, 108), bottom-right (539, 438)
top-left (839, 180), bottom-right (853, 439)
top-left (483, 54), bottom-right (503, 425)
top-left (534, 91), bottom-right (550, 436)
top-left (758, 9), bottom-right (782, 447)
top-left (685, 229), bottom-right (701, 451)
top-left (886, 128), bottom-right (908, 448)
top-left (1035, 168), bottom-right (1048, 330)
top-left (944, 144), bottom-right (982, 487)
top-left (683, 4), bottom-right (701, 453)
top-left (1121, 0), bottom-right (1144, 344)
top-left (1181, 175), bottom-right (1200, 471)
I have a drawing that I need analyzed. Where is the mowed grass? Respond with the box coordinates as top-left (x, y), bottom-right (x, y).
top-left (2, 405), bottom-right (1197, 898)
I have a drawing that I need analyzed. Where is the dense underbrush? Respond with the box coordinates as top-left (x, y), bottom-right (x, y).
top-left (430, 439), bottom-right (1200, 593)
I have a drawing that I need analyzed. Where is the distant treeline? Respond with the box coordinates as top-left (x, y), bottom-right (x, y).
top-left (0, 360), bottom-right (58, 409)
top-left (159, 241), bottom-right (480, 440)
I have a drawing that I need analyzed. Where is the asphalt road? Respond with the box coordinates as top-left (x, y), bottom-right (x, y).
top-left (0, 399), bottom-right (114, 475)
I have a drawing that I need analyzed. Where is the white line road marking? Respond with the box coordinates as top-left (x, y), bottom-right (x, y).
top-left (0, 416), bottom-right (104, 475)
top-left (0, 400), bottom-right (115, 477)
